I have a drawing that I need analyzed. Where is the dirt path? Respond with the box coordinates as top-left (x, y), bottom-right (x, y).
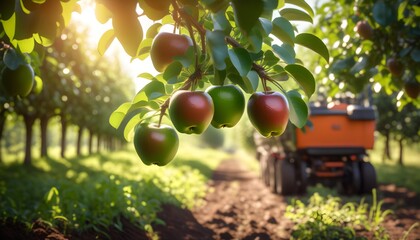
top-left (155, 158), bottom-right (293, 239)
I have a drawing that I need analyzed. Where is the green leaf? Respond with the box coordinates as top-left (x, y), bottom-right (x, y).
top-left (109, 102), bottom-right (132, 129)
top-left (279, 8), bottom-right (313, 23)
top-left (373, 0), bottom-right (396, 27)
top-left (259, 18), bottom-right (272, 34)
top-left (211, 68), bottom-right (226, 85)
top-left (121, 108), bottom-right (151, 141)
top-left (272, 17), bottom-right (295, 46)
top-left (137, 38), bottom-right (153, 60)
top-left (206, 30), bottom-right (228, 70)
top-left (231, 0), bottom-right (264, 34)
top-left (270, 65), bottom-right (289, 81)
top-left (212, 10), bottom-right (232, 34)
top-left (242, 70), bottom-right (259, 93)
top-left (2, 13), bottom-right (16, 40)
top-left (17, 38), bottom-right (34, 53)
top-left (286, 90), bottom-right (308, 128)
top-left (285, 64), bottom-right (315, 97)
top-left (246, 26), bottom-right (263, 53)
top-left (262, 50), bottom-right (280, 67)
top-left (285, 0), bottom-right (314, 18)
top-left (97, 29), bottom-right (115, 56)
top-left (295, 33), bottom-right (329, 63)
top-left (410, 48), bottom-right (420, 62)
top-left (272, 44), bottom-right (296, 64)
top-left (163, 61), bottom-right (183, 83)
top-left (95, 3), bottom-right (112, 24)
top-left (228, 48), bottom-right (252, 77)
top-left (133, 81), bottom-right (166, 103)
top-left (146, 23), bottom-right (162, 39)
top-left (173, 46), bottom-right (194, 68)
top-left (349, 55), bottom-right (368, 74)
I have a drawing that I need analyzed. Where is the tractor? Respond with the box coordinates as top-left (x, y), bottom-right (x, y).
top-left (254, 102), bottom-right (377, 195)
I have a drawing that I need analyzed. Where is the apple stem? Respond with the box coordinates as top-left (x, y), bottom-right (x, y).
top-left (171, 0), bottom-right (206, 55)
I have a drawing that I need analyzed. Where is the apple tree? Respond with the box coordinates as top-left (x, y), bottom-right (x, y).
top-left (1, 0), bottom-right (330, 166)
top-left (308, 0), bottom-right (419, 107)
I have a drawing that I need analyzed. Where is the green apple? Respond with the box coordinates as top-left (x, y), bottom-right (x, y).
top-left (206, 84), bottom-right (245, 128)
top-left (247, 91), bottom-right (289, 137)
top-left (1, 64), bottom-right (34, 97)
top-left (133, 123), bottom-right (179, 166)
top-left (169, 90), bottom-right (214, 134)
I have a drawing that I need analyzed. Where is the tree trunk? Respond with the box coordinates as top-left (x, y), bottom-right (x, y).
top-left (60, 116), bottom-right (67, 158)
top-left (0, 112), bottom-right (6, 163)
top-left (97, 134), bottom-right (101, 153)
top-left (382, 132), bottom-right (391, 162)
top-left (40, 115), bottom-right (49, 158)
top-left (23, 115), bottom-right (36, 166)
top-left (76, 126), bottom-right (84, 156)
top-left (398, 138), bottom-right (404, 166)
top-left (88, 129), bottom-right (93, 155)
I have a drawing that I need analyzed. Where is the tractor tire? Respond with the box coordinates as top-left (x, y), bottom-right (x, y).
top-left (342, 161), bottom-right (361, 194)
top-left (268, 156), bottom-right (277, 193)
top-left (297, 160), bottom-right (308, 194)
top-left (360, 162), bottom-right (377, 194)
top-left (275, 159), bottom-right (296, 195)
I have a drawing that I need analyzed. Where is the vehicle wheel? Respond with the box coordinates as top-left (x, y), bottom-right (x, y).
top-left (275, 159), bottom-right (296, 195)
top-left (342, 161), bottom-right (361, 194)
top-left (268, 156), bottom-right (277, 193)
top-left (297, 160), bottom-right (308, 194)
top-left (360, 162), bottom-right (377, 194)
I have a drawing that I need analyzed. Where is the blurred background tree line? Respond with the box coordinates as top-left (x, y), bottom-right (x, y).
top-left (0, 24), bottom-right (134, 165)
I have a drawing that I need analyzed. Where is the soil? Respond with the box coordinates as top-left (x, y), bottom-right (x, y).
top-left (1, 158), bottom-right (419, 240)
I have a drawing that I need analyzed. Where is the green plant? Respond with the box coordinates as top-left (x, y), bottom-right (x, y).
top-left (133, 123), bottom-right (179, 166)
top-left (169, 90), bottom-right (214, 134)
top-left (285, 190), bottom-right (393, 240)
top-left (247, 91), bottom-right (290, 137)
top-left (206, 84), bottom-right (245, 128)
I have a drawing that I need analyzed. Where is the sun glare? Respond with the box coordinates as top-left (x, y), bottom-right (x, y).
top-left (70, 1), bottom-right (156, 92)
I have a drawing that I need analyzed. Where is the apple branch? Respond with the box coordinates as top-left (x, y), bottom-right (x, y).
top-left (172, 0), bottom-right (206, 55)
top-left (225, 36), bottom-right (278, 93)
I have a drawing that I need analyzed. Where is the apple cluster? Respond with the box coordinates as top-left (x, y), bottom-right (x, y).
top-left (132, 31), bottom-right (290, 167)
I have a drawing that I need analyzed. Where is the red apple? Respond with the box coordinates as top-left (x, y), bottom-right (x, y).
top-left (387, 58), bottom-right (404, 77)
top-left (356, 20), bottom-right (373, 40)
top-left (150, 32), bottom-right (193, 72)
top-left (169, 90), bottom-right (214, 134)
top-left (247, 91), bottom-right (289, 137)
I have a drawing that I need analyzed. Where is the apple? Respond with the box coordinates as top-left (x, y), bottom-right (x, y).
top-left (133, 123), bottom-right (179, 166)
top-left (169, 90), bottom-right (214, 134)
top-left (150, 32), bottom-right (193, 72)
top-left (404, 80), bottom-right (420, 99)
top-left (206, 84), bottom-right (245, 128)
top-left (1, 64), bottom-right (34, 97)
top-left (356, 20), bottom-right (373, 40)
top-left (247, 91), bottom-right (289, 137)
top-left (386, 58), bottom-right (404, 77)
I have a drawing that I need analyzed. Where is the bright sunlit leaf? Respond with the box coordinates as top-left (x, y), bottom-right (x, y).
top-left (97, 29), bottom-right (115, 56)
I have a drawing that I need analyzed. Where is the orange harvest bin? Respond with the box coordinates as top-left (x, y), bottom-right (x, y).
top-left (296, 104), bottom-right (376, 150)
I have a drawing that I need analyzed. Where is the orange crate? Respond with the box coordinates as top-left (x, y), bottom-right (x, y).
top-left (296, 104), bottom-right (376, 150)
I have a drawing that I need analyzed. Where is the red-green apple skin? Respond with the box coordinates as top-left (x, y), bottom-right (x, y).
top-left (206, 84), bottom-right (245, 128)
top-left (247, 91), bottom-right (289, 137)
top-left (133, 123), bottom-right (179, 166)
top-left (1, 64), bottom-right (34, 97)
top-left (356, 21), bottom-right (373, 40)
top-left (386, 58), bottom-right (404, 77)
top-left (404, 81), bottom-right (420, 99)
top-left (150, 32), bottom-right (193, 72)
top-left (169, 90), bottom-right (214, 134)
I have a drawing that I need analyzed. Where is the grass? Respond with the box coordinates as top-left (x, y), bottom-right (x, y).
top-left (0, 139), bottom-right (230, 238)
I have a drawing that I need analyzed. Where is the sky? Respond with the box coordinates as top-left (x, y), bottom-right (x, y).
top-left (71, 0), bottom-right (320, 93)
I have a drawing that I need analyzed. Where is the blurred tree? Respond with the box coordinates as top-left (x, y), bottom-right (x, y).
top-left (309, 0), bottom-right (419, 107)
